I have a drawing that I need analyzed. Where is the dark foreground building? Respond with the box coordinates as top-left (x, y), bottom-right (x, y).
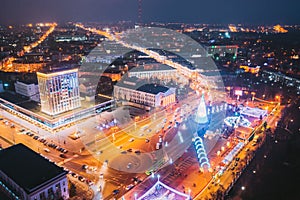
top-left (0, 144), bottom-right (69, 200)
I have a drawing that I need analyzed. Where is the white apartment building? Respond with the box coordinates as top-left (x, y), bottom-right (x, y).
top-left (14, 81), bottom-right (40, 102)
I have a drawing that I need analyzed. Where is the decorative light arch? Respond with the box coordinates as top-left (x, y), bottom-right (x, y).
top-left (194, 136), bottom-right (211, 170)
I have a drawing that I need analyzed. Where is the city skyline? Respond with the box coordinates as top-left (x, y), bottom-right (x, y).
top-left (1, 0), bottom-right (300, 25)
top-left (0, 2), bottom-right (299, 200)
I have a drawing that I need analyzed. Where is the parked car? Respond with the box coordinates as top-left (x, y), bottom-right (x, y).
top-left (125, 184), bottom-right (134, 190)
top-left (44, 148), bottom-right (50, 153)
top-left (78, 176), bottom-right (85, 182)
top-left (134, 150), bottom-right (141, 154)
top-left (112, 189), bottom-right (120, 195)
top-left (59, 154), bottom-right (67, 158)
top-left (33, 136), bottom-right (39, 140)
top-left (82, 164), bottom-right (88, 170)
top-left (71, 172), bottom-right (78, 178)
top-left (127, 148), bottom-right (132, 152)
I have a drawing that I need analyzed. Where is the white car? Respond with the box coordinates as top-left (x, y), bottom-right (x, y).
top-left (156, 143), bottom-right (161, 150)
top-left (44, 148), bottom-right (50, 153)
top-left (129, 138), bottom-right (134, 142)
top-left (99, 173), bottom-right (104, 179)
top-left (127, 162), bottom-right (132, 169)
top-left (125, 184), bottom-right (134, 190)
top-left (159, 137), bottom-right (163, 143)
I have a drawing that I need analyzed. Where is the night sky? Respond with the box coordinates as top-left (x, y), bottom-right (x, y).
top-left (1, 0), bottom-right (299, 25)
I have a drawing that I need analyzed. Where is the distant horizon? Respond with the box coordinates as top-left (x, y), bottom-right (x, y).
top-left (0, 20), bottom-right (299, 27)
top-left (1, 0), bottom-right (299, 26)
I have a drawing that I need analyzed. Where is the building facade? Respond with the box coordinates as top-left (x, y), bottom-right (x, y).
top-left (37, 68), bottom-right (81, 116)
top-left (0, 144), bottom-right (69, 200)
top-left (14, 81), bottom-right (40, 102)
top-left (128, 64), bottom-right (177, 81)
top-left (114, 80), bottom-right (176, 109)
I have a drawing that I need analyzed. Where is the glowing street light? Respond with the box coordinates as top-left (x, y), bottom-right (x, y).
top-left (134, 193), bottom-right (137, 200)
top-left (226, 141), bottom-right (230, 147)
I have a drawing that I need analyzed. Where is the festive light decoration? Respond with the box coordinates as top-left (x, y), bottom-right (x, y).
top-left (194, 137), bottom-right (210, 170)
top-left (194, 94), bottom-right (208, 124)
top-left (137, 175), bottom-right (191, 200)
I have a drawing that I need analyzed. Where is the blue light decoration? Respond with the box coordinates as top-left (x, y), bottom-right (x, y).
top-left (225, 32), bottom-right (231, 38)
top-left (194, 136), bottom-right (210, 171)
top-left (224, 116), bottom-right (251, 128)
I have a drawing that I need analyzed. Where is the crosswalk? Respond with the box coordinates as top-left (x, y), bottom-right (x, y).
top-left (162, 156), bottom-right (196, 185)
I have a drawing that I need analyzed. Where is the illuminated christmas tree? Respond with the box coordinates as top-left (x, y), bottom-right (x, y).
top-left (194, 93), bottom-right (208, 124)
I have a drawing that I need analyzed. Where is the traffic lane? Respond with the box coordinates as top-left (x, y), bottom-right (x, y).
top-left (92, 112), bottom-right (194, 173)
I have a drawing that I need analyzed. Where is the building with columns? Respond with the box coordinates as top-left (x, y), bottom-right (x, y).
top-left (128, 63), bottom-right (177, 81)
top-left (114, 78), bottom-right (176, 110)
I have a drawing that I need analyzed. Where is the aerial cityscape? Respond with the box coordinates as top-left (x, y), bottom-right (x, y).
top-left (0, 1), bottom-right (299, 200)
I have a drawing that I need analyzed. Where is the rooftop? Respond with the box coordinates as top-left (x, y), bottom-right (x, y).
top-left (37, 62), bottom-right (79, 75)
top-left (130, 63), bottom-right (175, 72)
top-left (0, 144), bottom-right (67, 194)
top-left (137, 83), bottom-right (169, 94)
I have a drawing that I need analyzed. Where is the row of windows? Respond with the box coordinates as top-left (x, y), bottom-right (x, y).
top-left (33, 180), bottom-right (67, 200)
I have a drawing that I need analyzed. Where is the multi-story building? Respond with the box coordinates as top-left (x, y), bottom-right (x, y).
top-left (205, 45), bottom-right (238, 58)
top-left (0, 144), bottom-right (69, 200)
top-left (14, 81), bottom-right (40, 102)
top-left (114, 78), bottom-right (176, 110)
top-left (79, 75), bottom-right (113, 101)
top-left (37, 68), bottom-right (81, 116)
top-left (128, 63), bottom-right (177, 81)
